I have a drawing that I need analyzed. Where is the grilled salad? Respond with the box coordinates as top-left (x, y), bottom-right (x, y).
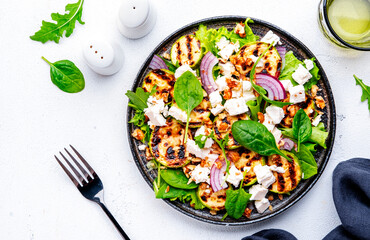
top-left (126, 19), bottom-right (329, 219)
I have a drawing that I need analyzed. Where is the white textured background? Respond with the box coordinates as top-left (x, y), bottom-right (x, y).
top-left (0, 0), bottom-right (369, 239)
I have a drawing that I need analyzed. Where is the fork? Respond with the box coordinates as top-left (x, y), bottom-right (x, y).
top-left (55, 145), bottom-right (130, 240)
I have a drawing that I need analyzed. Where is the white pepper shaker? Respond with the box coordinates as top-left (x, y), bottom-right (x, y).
top-left (82, 40), bottom-right (124, 75)
top-left (117, 0), bottom-right (156, 39)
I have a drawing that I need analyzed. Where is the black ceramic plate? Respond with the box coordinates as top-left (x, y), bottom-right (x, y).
top-left (127, 16), bottom-right (336, 225)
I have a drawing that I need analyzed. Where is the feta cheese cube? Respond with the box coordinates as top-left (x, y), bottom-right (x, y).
top-left (168, 105), bottom-right (187, 122)
top-left (226, 165), bottom-right (244, 188)
top-left (224, 98), bottom-right (249, 116)
top-left (190, 165), bottom-right (210, 184)
top-left (195, 126), bottom-right (214, 149)
top-left (269, 165), bottom-right (286, 173)
top-left (312, 114), bottom-right (322, 127)
top-left (280, 80), bottom-right (293, 91)
top-left (186, 139), bottom-right (210, 159)
top-left (289, 85), bottom-right (306, 104)
top-left (249, 55), bottom-right (264, 68)
top-left (216, 36), bottom-right (230, 50)
top-left (174, 64), bottom-right (197, 79)
top-left (271, 127), bottom-right (282, 144)
top-left (242, 80), bottom-right (252, 92)
top-left (218, 42), bottom-right (240, 61)
top-left (209, 91), bottom-right (223, 108)
top-left (254, 164), bottom-right (276, 188)
top-left (255, 198), bottom-right (270, 213)
top-left (249, 184), bottom-right (268, 201)
top-left (232, 88), bottom-right (243, 98)
top-left (263, 114), bottom-right (275, 131)
top-left (292, 64), bottom-right (312, 85)
top-left (215, 76), bottom-right (228, 92)
top-left (243, 90), bottom-right (257, 102)
top-left (304, 59), bottom-right (314, 71)
top-left (219, 62), bottom-right (235, 77)
top-left (265, 105), bottom-right (285, 124)
top-left (144, 107), bottom-right (167, 127)
top-left (261, 30), bottom-right (281, 46)
top-left (211, 104), bottom-right (225, 116)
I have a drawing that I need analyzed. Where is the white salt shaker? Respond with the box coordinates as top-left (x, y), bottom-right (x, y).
top-left (117, 0), bottom-right (156, 39)
top-left (82, 40), bottom-right (124, 75)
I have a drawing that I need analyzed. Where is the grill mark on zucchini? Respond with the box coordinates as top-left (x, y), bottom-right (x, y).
top-left (232, 148), bottom-right (265, 186)
top-left (197, 183), bottom-right (227, 211)
top-left (142, 70), bottom-right (176, 104)
top-left (171, 35), bottom-right (202, 67)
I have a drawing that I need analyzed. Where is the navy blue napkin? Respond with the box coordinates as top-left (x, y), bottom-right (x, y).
top-left (241, 158), bottom-right (370, 240)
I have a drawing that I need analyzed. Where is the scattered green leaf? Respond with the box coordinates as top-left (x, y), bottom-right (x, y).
top-left (354, 75), bottom-right (370, 111)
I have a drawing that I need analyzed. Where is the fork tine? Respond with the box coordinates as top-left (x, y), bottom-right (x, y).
top-left (70, 145), bottom-right (96, 176)
top-left (55, 155), bottom-right (80, 187)
top-left (64, 148), bottom-right (92, 181)
top-left (60, 152), bottom-right (86, 185)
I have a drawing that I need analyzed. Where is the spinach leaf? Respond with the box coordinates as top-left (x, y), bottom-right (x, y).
top-left (292, 109), bottom-right (312, 151)
top-left (174, 71), bottom-right (203, 143)
top-left (232, 120), bottom-right (290, 160)
top-left (30, 0), bottom-right (85, 43)
top-left (161, 169), bottom-right (198, 189)
top-left (293, 144), bottom-right (317, 179)
top-left (281, 125), bottom-right (328, 149)
top-left (42, 57), bottom-right (84, 93)
top-left (225, 171), bottom-right (251, 219)
top-left (246, 96), bottom-right (262, 121)
top-left (354, 75), bottom-right (370, 111)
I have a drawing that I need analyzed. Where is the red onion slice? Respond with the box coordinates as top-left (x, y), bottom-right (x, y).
top-left (149, 55), bottom-right (168, 70)
top-left (210, 160), bottom-right (227, 192)
top-left (279, 138), bottom-right (295, 151)
top-left (200, 52), bottom-right (219, 94)
top-left (276, 46), bottom-right (286, 71)
top-left (255, 73), bottom-right (287, 100)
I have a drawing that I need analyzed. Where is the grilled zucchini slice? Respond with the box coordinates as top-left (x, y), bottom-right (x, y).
top-left (171, 35), bottom-right (203, 68)
top-left (232, 148), bottom-right (266, 186)
top-left (267, 151), bottom-right (302, 194)
top-left (142, 69), bottom-right (176, 104)
top-left (230, 42), bottom-right (282, 77)
top-left (150, 118), bottom-right (191, 168)
top-left (281, 96), bottom-right (316, 128)
top-left (197, 182), bottom-right (226, 211)
top-left (213, 111), bottom-right (249, 149)
top-left (171, 98), bottom-right (212, 128)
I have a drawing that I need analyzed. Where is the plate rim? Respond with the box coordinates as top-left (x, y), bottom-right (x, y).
top-left (127, 15), bottom-right (336, 226)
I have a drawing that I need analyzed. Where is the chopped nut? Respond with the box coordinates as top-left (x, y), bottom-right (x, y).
top-left (163, 52), bottom-right (170, 60)
top-left (215, 161), bottom-right (222, 169)
top-left (227, 150), bottom-right (240, 163)
top-left (219, 122), bottom-right (229, 132)
top-left (223, 88), bottom-right (232, 100)
top-left (311, 85), bottom-right (319, 97)
top-left (132, 129), bottom-right (144, 141)
top-left (257, 112), bottom-right (265, 123)
top-left (165, 185), bottom-right (170, 193)
top-left (243, 207), bottom-right (252, 218)
top-left (218, 58), bottom-right (227, 64)
top-left (187, 178), bottom-right (193, 185)
top-left (145, 148), bottom-right (153, 160)
top-left (234, 22), bottom-right (246, 38)
top-left (226, 77), bottom-right (241, 90)
top-left (200, 159), bottom-right (207, 167)
top-left (278, 194), bottom-right (283, 200)
top-left (287, 105), bottom-right (299, 117)
top-left (269, 205), bottom-right (273, 211)
top-left (315, 96), bottom-right (326, 109)
top-left (210, 210), bottom-right (217, 216)
top-left (268, 194), bottom-right (274, 201)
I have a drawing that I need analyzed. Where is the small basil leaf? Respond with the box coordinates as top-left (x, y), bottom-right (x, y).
top-left (293, 144), bottom-right (317, 179)
top-left (161, 169), bottom-right (198, 189)
top-left (232, 120), bottom-right (290, 160)
top-left (225, 188), bottom-right (251, 219)
top-left (292, 109), bottom-right (312, 151)
top-left (42, 57), bottom-right (85, 93)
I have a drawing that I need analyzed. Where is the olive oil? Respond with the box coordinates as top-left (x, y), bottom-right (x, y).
top-left (327, 0), bottom-right (370, 44)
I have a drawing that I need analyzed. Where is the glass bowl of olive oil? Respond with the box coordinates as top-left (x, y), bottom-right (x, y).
top-left (318, 0), bottom-right (370, 51)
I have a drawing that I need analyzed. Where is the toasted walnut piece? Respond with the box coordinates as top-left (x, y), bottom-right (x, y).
top-left (165, 185), bottom-right (170, 193)
top-left (268, 194), bottom-right (274, 201)
top-left (226, 77), bottom-right (241, 90)
top-left (145, 148), bottom-right (153, 160)
top-left (215, 161), bottom-right (222, 169)
top-left (219, 122), bottom-right (229, 132)
top-left (278, 194), bottom-right (283, 200)
top-left (223, 88), bottom-right (232, 100)
top-left (132, 129), bottom-right (144, 141)
top-left (287, 105), bottom-right (299, 117)
top-left (235, 22), bottom-right (246, 38)
top-left (243, 207), bottom-right (252, 218)
top-left (269, 205), bottom-right (273, 211)
top-left (163, 52), bottom-right (170, 60)
top-left (210, 210), bottom-right (217, 216)
top-left (315, 96), bottom-right (326, 109)
top-left (311, 85), bottom-right (319, 97)
top-left (227, 151), bottom-right (240, 163)
top-left (258, 112), bottom-right (265, 123)
top-left (218, 58), bottom-right (227, 64)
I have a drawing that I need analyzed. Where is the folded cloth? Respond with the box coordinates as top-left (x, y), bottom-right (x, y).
top-left (241, 229), bottom-right (297, 240)
top-left (323, 158), bottom-right (370, 240)
top-left (241, 158), bottom-right (370, 240)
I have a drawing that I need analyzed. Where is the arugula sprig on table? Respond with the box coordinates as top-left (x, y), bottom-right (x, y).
top-left (354, 75), bottom-right (370, 112)
top-left (30, 0), bottom-right (85, 43)
top-left (174, 71), bottom-right (204, 143)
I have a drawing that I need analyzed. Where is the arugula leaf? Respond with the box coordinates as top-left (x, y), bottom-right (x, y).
top-left (30, 0), bottom-right (85, 43)
top-left (184, 190), bottom-right (205, 210)
top-left (281, 124), bottom-right (328, 149)
top-left (161, 169), bottom-right (198, 189)
top-left (194, 134), bottom-right (208, 148)
top-left (246, 96), bottom-right (262, 121)
top-left (42, 57), bottom-right (85, 93)
top-left (159, 55), bottom-right (177, 72)
top-left (211, 132), bottom-right (231, 175)
top-left (225, 171), bottom-right (251, 219)
top-left (232, 120), bottom-right (290, 160)
top-left (354, 75), bottom-right (370, 111)
top-left (174, 71), bottom-right (203, 143)
top-left (125, 87), bottom-right (152, 111)
top-left (293, 144), bottom-right (317, 179)
top-left (292, 109), bottom-right (312, 151)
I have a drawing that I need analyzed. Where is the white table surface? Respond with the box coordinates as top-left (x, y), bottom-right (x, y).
top-left (1, 0), bottom-right (369, 239)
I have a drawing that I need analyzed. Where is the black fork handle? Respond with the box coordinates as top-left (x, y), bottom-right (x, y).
top-left (97, 202), bottom-right (130, 240)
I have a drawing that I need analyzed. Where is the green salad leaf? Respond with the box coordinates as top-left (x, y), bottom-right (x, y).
top-left (194, 134), bottom-right (208, 148)
top-left (174, 71), bottom-right (203, 143)
top-left (161, 169), bottom-right (198, 189)
top-left (354, 75), bottom-right (370, 111)
top-left (225, 171), bottom-right (251, 219)
top-left (293, 144), bottom-right (317, 179)
top-left (42, 57), bottom-right (85, 93)
top-left (30, 0), bottom-right (85, 43)
top-left (228, 18), bottom-right (259, 46)
top-left (281, 123), bottom-right (328, 149)
top-left (303, 142), bottom-right (317, 154)
top-left (158, 55), bottom-right (177, 72)
top-left (292, 109), bottom-right (312, 151)
top-left (211, 132), bottom-right (231, 175)
top-left (246, 96), bottom-right (262, 121)
top-left (232, 120), bottom-right (290, 160)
